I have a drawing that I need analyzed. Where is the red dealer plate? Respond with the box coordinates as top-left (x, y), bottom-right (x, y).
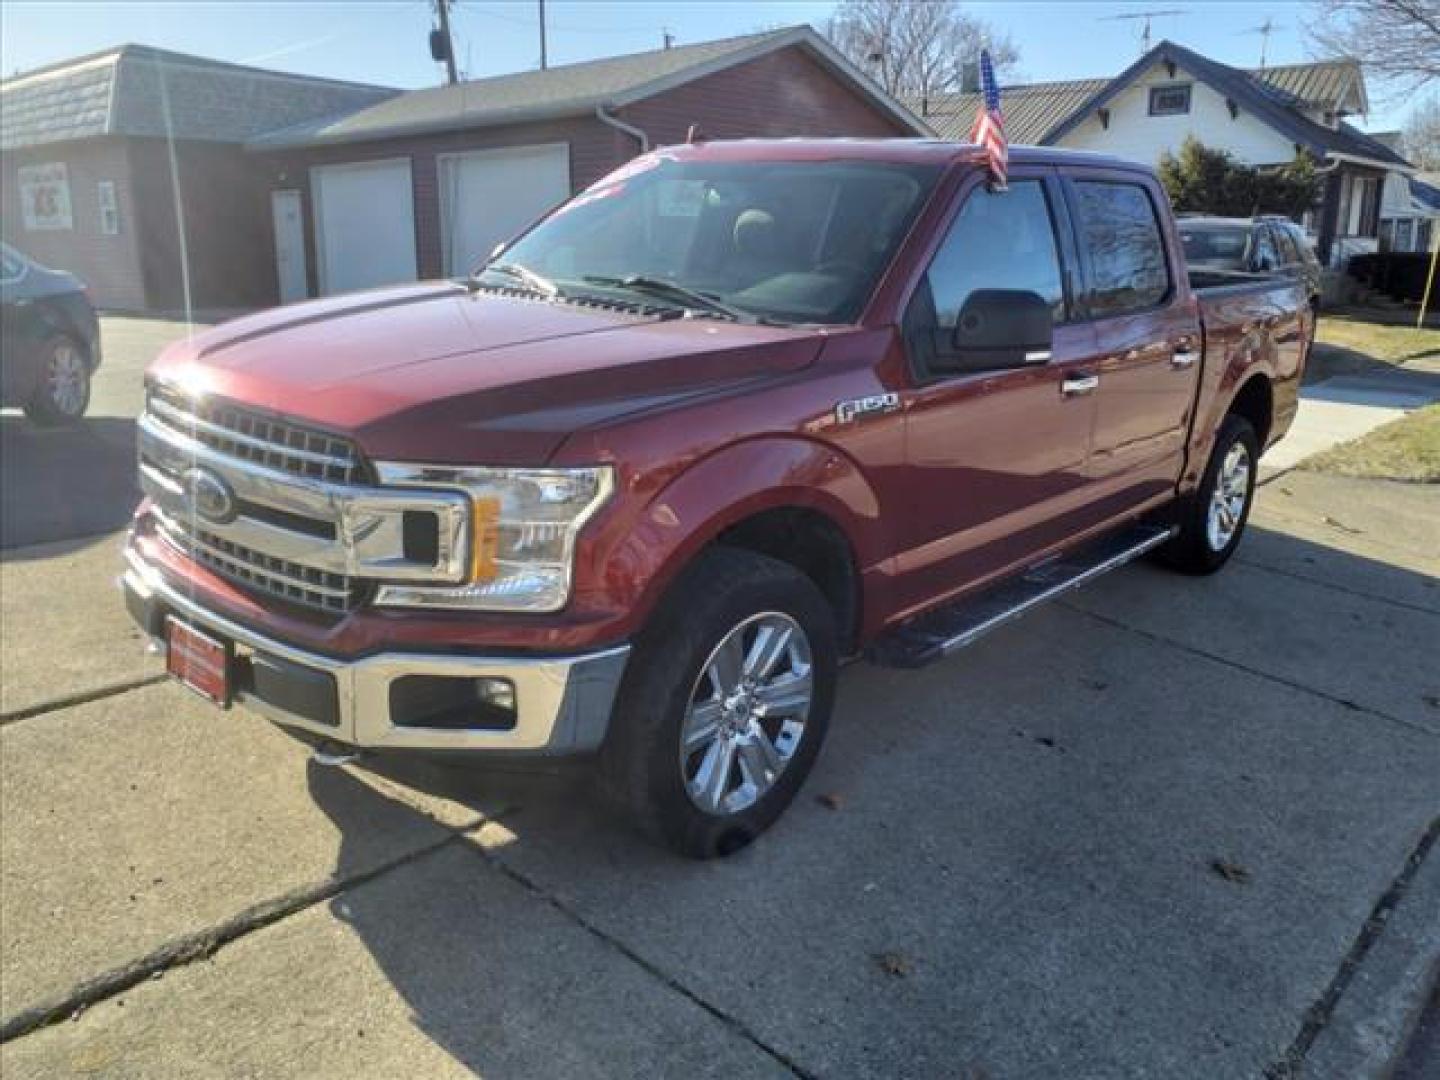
top-left (166, 617), bottom-right (231, 707)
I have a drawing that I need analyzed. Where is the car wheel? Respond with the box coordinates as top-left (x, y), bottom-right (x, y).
top-left (24, 336), bottom-right (91, 426)
top-left (599, 547), bottom-right (838, 858)
top-left (1157, 414), bottom-right (1258, 575)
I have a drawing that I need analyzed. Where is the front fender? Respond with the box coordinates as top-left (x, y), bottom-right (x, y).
top-left (582, 436), bottom-right (884, 631)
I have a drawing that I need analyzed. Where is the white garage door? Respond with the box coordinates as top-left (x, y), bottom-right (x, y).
top-left (438, 143), bottom-right (571, 276)
top-left (311, 158), bottom-right (418, 295)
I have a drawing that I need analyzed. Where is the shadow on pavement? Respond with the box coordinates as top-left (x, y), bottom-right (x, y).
top-left (0, 415), bottom-right (138, 555)
top-left (301, 523), bottom-right (1440, 1078)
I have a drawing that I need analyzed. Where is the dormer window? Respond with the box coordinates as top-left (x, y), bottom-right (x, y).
top-left (1149, 84), bottom-right (1192, 116)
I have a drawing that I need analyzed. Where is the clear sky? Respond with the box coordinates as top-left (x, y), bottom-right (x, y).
top-left (0, 0), bottom-right (1421, 134)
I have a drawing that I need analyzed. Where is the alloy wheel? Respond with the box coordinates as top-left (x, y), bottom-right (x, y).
top-left (1206, 441), bottom-right (1251, 552)
top-left (46, 342), bottom-right (88, 418)
top-left (679, 612), bottom-right (813, 816)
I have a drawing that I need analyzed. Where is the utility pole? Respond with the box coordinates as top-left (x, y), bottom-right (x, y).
top-left (539, 0), bottom-right (548, 70)
top-left (662, 27), bottom-right (675, 50)
top-left (433, 0), bottom-right (458, 84)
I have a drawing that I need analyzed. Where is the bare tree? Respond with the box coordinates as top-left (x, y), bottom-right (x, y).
top-left (1403, 96), bottom-right (1440, 169)
top-left (826, 0), bottom-right (1019, 108)
top-left (1308, 1), bottom-right (1440, 95)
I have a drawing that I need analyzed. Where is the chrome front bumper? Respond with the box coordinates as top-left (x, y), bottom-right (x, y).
top-left (121, 546), bottom-right (629, 754)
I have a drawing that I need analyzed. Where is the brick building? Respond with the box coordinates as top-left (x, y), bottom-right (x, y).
top-left (1, 27), bottom-right (928, 311)
top-left (1, 45), bottom-right (394, 310)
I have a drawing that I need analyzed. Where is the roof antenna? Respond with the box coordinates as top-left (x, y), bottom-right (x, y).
top-left (1101, 9), bottom-right (1189, 53)
top-left (1240, 17), bottom-right (1283, 70)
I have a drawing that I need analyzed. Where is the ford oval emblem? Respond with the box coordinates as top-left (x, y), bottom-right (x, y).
top-left (183, 467), bottom-right (237, 524)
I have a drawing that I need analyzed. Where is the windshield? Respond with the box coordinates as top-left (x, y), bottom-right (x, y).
top-left (1179, 224), bottom-right (1252, 271)
top-left (483, 155), bottom-right (941, 325)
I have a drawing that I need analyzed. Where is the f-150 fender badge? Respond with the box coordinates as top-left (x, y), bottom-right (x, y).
top-left (835, 392), bottom-right (900, 424)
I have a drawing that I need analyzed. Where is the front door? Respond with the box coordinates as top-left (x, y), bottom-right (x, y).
top-left (270, 189), bottom-right (307, 304)
top-left (1065, 173), bottom-right (1202, 512)
top-left (893, 170), bottom-right (1105, 618)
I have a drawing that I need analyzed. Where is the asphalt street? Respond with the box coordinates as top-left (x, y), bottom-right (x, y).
top-left (0, 318), bottom-right (1437, 1078)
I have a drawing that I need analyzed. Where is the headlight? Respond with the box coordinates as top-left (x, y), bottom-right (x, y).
top-left (372, 464), bottom-right (614, 612)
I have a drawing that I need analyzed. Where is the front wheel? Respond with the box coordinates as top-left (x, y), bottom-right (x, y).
top-left (600, 548), bottom-right (838, 858)
top-left (1157, 414), bottom-right (1258, 575)
top-left (24, 336), bottom-right (91, 426)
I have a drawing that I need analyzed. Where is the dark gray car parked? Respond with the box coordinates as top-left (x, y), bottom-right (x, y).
top-left (1, 243), bottom-right (101, 425)
top-left (1177, 215), bottom-right (1322, 313)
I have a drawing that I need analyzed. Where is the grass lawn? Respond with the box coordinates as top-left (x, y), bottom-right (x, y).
top-left (1300, 404), bottom-right (1440, 483)
top-left (1315, 318), bottom-right (1440, 363)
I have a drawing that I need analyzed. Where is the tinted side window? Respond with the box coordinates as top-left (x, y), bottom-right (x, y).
top-left (1252, 228), bottom-right (1280, 271)
top-left (926, 180), bottom-right (1065, 327)
top-left (1072, 181), bottom-right (1169, 316)
top-left (1285, 224), bottom-right (1317, 264)
top-left (1273, 226), bottom-right (1299, 264)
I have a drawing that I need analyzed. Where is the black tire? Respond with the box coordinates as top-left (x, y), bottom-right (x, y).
top-left (1157, 414), bottom-right (1259, 575)
top-left (24, 335), bottom-right (91, 426)
top-left (599, 547), bottom-right (838, 859)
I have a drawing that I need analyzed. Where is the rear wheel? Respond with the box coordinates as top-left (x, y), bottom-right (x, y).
top-left (24, 336), bottom-right (91, 426)
top-left (1157, 414), bottom-right (1258, 575)
top-left (600, 548), bottom-right (837, 858)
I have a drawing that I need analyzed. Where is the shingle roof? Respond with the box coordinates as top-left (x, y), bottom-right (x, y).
top-left (1, 44), bottom-right (395, 151)
top-left (1245, 58), bottom-right (1365, 113)
top-left (915, 78), bottom-right (1109, 143)
top-left (918, 43), bottom-right (1408, 171)
top-left (1411, 178), bottom-right (1440, 211)
top-left (248, 25), bottom-right (928, 150)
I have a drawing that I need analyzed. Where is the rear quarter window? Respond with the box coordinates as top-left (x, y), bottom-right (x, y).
top-left (1072, 181), bottom-right (1170, 317)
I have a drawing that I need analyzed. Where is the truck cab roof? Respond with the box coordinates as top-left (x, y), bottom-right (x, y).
top-left (643, 138), bottom-right (1155, 175)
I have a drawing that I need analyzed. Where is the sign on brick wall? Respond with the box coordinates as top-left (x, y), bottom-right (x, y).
top-left (19, 162), bottom-right (73, 231)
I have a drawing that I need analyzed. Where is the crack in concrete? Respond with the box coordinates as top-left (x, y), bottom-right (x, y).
top-left (1234, 556), bottom-right (1440, 618)
top-left (0, 675), bottom-right (168, 728)
top-left (1264, 817), bottom-right (1440, 1079)
top-left (1063, 604), bottom-right (1439, 741)
top-left (0, 830), bottom-right (464, 1045)
top-left (459, 834), bottom-right (817, 1079)
top-left (0, 763), bottom-right (811, 1077)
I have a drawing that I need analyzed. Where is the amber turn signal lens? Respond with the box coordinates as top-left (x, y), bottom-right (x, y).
top-left (471, 497), bottom-right (500, 582)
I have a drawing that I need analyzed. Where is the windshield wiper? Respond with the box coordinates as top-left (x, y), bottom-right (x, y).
top-left (476, 262), bottom-right (560, 298)
top-left (581, 275), bottom-right (753, 322)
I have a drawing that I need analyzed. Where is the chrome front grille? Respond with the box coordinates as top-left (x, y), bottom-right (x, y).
top-left (138, 384), bottom-right (470, 618)
top-left (155, 511), bottom-right (364, 615)
top-left (147, 385), bottom-right (364, 485)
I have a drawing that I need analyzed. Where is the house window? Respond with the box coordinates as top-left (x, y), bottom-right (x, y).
top-left (97, 181), bottom-right (120, 235)
top-left (1148, 84), bottom-right (1192, 116)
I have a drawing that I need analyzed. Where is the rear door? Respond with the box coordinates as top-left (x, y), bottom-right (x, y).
top-left (894, 167), bottom-right (1105, 613)
top-left (1064, 172), bottom-right (1202, 512)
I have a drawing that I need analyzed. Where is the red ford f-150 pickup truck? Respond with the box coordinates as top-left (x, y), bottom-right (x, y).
top-left (123, 140), bottom-right (1309, 857)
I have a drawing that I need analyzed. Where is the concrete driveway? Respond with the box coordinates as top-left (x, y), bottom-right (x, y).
top-left (1, 318), bottom-right (1437, 1078)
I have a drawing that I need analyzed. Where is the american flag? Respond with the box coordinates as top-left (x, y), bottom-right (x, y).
top-left (969, 50), bottom-right (1008, 190)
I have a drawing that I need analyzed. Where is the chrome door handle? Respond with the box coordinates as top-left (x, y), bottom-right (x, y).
top-left (1171, 348), bottom-right (1199, 369)
top-left (1061, 374), bottom-right (1099, 397)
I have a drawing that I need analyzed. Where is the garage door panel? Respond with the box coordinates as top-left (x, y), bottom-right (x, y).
top-left (439, 144), bottom-right (570, 276)
top-left (312, 159), bottom-right (418, 295)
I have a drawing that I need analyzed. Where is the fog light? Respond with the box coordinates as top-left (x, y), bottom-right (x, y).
top-left (389, 675), bottom-right (517, 731)
top-left (474, 677), bottom-right (515, 713)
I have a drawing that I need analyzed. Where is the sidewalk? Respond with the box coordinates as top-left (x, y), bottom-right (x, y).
top-left (1264, 365), bottom-right (1440, 474)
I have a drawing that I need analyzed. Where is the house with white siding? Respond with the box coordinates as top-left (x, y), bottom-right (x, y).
top-left (914, 41), bottom-right (1415, 270)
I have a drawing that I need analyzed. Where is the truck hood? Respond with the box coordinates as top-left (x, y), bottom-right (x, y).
top-left (150, 282), bottom-right (824, 464)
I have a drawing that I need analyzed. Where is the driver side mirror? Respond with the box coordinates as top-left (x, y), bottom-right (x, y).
top-left (937, 289), bottom-right (1053, 371)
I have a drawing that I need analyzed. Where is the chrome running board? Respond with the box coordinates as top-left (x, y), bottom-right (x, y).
top-left (867, 524), bottom-right (1176, 669)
